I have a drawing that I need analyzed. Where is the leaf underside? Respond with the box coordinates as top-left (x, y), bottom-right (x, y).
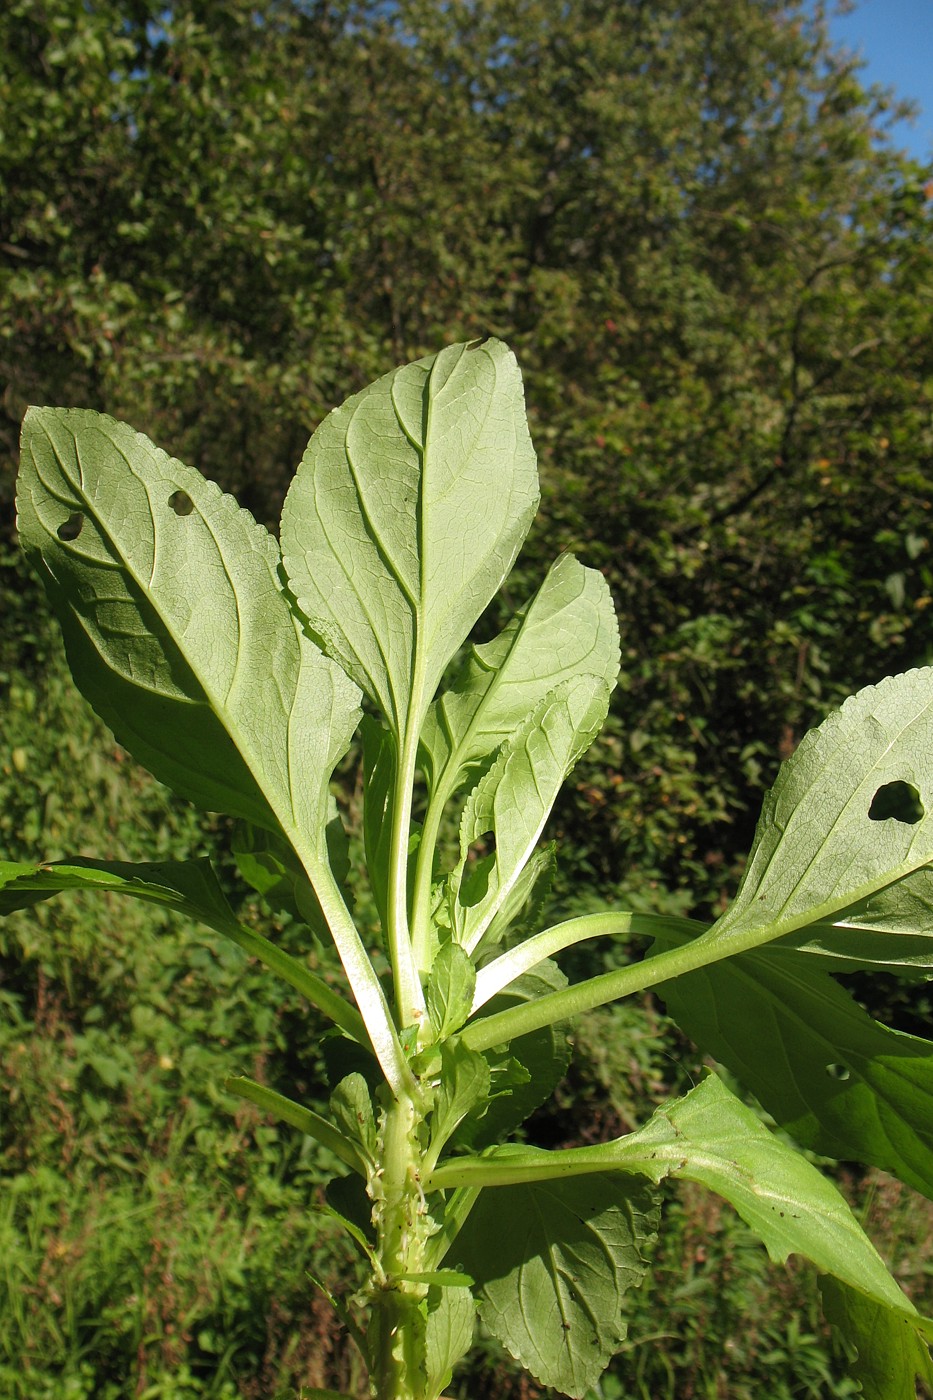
top-left (456, 1172), bottom-right (659, 1398)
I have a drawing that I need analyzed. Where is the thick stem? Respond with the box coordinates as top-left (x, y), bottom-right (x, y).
top-left (368, 1093), bottom-right (433, 1400)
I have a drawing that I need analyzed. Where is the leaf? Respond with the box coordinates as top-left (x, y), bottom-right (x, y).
top-left (423, 1279), bottom-right (477, 1398)
top-left (655, 936), bottom-right (933, 1199)
top-left (821, 1276), bottom-right (933, 1400)
top-left (0, 854), bottom-right (235, 925)
top-left (455, 1172), bottom-right (658, 1398)
top-left (456, 960), bottom-right (571, 1149)
top-left (474, 842), bottom-right (557, 957)
top-left (710, 669), bottom-right (933, 946)
top-left (454, 674), bottom-right (611, 951)
top-left (611, 1076), bottom-right (916, 1311)
top-left (17, 408), bottom-right (361, 839)
top-left (329, 1073), bottom-right (377, 1163)
top-left (426, 1041), bottom-right (491, 1167)
top-left (425, 942), bottom-right (476, 1041)
top-left (225, 1076), bottom-right (367, 1175)
top-left (16, 409), bottom-right (411, 1094)
top-left (420, 552), bottom-right (620, 799)
top-left (779, 865), bottom-right (933, 975)
top-left (232, 806), bottom-right (351, 937)
top-left (437, 1074), bottom-right (930, 1387)
top-left (280, 339), bottom-right (539, 742)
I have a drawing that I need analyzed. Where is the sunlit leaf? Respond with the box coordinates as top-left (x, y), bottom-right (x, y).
top-left (281, 339), bottom-right (539, 743)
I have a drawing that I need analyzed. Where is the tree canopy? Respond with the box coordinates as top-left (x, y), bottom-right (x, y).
top-left (3, 0), bottom-right (933, 912)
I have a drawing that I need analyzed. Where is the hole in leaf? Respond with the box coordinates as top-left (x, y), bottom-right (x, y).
top-left (868, 780), bottom-right (924, 825)
top-left (826, 1063), bottom-right (851, 1081)
top-left (168, 490), bottom-right (194, 516)
top-left (57, 512), bottom-right (84, 541)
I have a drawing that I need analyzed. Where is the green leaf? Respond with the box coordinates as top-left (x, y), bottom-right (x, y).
top-left (0, 854), bottom-right (235, 924)
top-left (329, 1073), bottom-right (377, 1163)
top-left (821, 1276), bottom-right (933, 1400)
top-left (426, 1041), bottom-right (491, 1169)
top-left (613, 1076), bottom-right (915, 1312)
top-left (16, 408), bottom-right (411, 1095)
top-left (281, 339), bottom-right (539, 743)
top-left (779, 865), bottom-right (933, 975)
top-left (655, 936), bottom-right (933, 1198)
top-left (17, 408), bottom-right (361, 839)
top-left (710, 669), bottom-right (933, 947)
top-left (232, 806), bottom-right (351, 937)
top-left (425, 942), bottom-right (476, 1041)
top-left (454, 674), bottom-right (611, 952)
top-left (474, 842), bottom-right (557, 957)
top-left (424, 1284), bottom-right (477, 1397)
top-left (436, 1075), bottom-right (930, 1385)
top-left (225, 1076), bottom-right (367, 1176)
top-left (455, 1172), bottom-right (658, 1398)
top-left (420, 552), bottom-right (619, 799)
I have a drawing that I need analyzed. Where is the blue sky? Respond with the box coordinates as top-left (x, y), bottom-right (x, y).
top-left (824, 0), bottom-right (933, 162)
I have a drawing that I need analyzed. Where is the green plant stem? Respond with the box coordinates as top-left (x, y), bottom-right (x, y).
top-left (470, 910), bottom-right (636, 1009)
top-left (410, 779), bottom-right (450, 977)
top-left (459, 916), bottom-right (792, 1053)
top-left (305, 852), bottom-right (419, 1101)
top-left (387, 720), bottom-right (428, 1029)
top-left (370, 1091), bottom-right (433, 1400)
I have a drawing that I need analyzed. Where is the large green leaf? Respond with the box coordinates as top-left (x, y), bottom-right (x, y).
top-left (0, 855), bottom-right (237, 924)
top-left (17, 408), bottom-right (361, 838)
top-left (710, 669), bottom-right (933, 946)
top-left (419, 552), bottom-right (619, 800)
top-left (453, 674), bottom-right (611, 952)
top-left (434, 1075), bottom-right (929, 1388)
top-left (455, 1172), bottom-right (658, 1398)
top-left (15, 409), bottom-right (411, 1094)
top-left (654, 931), bottom-right (933, 1197)
top-left (280, 339), bottom-right (539, 742)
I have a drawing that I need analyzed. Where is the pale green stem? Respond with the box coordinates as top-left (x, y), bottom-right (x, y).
top-left (459, 915), bottom-right (801, 1054)
top-left (409, 771), bottom-right (455, 975)
top-left (424, 1136), bottom-right (658, 1193)
top-left (370, 1091), bottom-right (434, 1400)
top-left (471, 910), bottom-right (642, 1011)
top-left (386, 718), bottom-right (428, 1028)
top-left (303, 850), bottom-right (420, 1102)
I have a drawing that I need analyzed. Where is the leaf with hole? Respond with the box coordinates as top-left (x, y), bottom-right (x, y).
top-left (709, 669), bottom-right (933, 947)
top-left (16, 406), bottom-right (407, 1094)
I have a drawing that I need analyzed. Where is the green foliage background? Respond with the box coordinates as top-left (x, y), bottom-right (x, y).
top-left (2, 0), bottom-right (933, 1394)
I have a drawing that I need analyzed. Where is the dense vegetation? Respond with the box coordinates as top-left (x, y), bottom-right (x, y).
top-left (2, 1), bottom-right (933, 1395)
